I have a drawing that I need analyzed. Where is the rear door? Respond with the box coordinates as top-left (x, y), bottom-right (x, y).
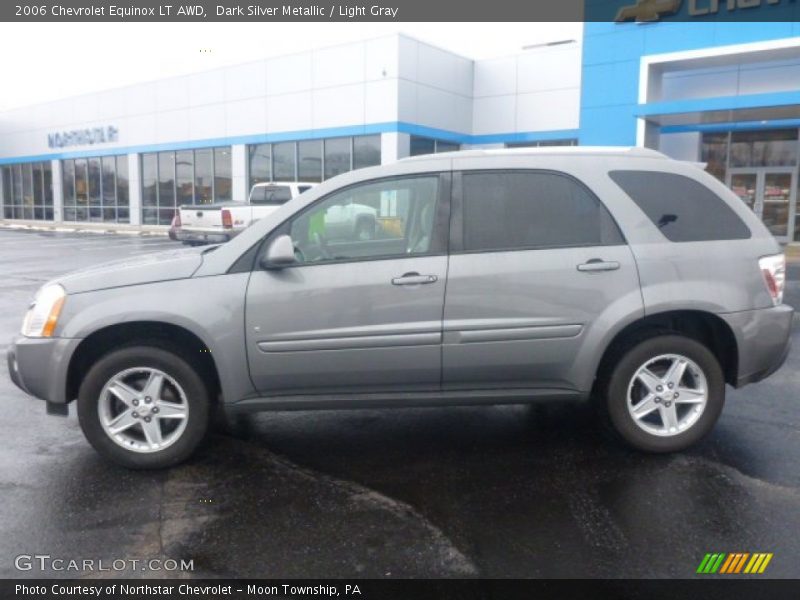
top-left (442, 169), bottom-right (642, 392)
top-left (245, 173), bottom-right (451, 395)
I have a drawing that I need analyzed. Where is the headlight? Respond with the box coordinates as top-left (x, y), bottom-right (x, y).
top-left (21, 284), bottom-right (66, 338)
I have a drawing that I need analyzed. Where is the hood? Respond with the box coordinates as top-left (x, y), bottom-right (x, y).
top-left (54, 245), bottom-right (212, 294)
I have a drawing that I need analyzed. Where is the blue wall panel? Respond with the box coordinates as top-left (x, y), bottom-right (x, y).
top-left (579, 22), bottom-right (797, 146)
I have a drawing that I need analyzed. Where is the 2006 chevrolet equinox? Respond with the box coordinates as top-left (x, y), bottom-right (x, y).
top-left (7, 147), bottom-right (793, 468)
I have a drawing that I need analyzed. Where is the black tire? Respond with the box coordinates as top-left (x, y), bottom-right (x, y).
top-left (77, 345), bottom-right (210, 469)
top-left (604, 334), bottom-right (725, 453)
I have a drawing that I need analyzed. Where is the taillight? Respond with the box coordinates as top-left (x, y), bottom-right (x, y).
top-left (222, 209), bottom-right (233, 229)
top-left (173, 210), bottom-right (181, 228)
top-left (759, 254), bottom-right (785, 306)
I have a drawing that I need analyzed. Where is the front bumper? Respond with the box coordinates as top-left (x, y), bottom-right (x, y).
top-left (7, 335), bottom-right (80, 406)
top-left (175, 229), bottom-right (234, 244)
top-left (720, 304), bottom-right (794, 387)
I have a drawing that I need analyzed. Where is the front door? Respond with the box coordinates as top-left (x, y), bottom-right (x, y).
top-left (728, 168), bottom-right (796, 242)
top-left (245, 173), bottom-right (449, 396)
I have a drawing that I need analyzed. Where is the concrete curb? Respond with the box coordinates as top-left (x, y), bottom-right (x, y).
top-left (0, 221), bottom-right (169, 237)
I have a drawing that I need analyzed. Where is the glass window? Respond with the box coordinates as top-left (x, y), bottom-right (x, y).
top-left (62, 160), bottom-right (75, 207)
top-left (324, 138), bottom-right (350, 180)
top-left (102, 157), bottom-right (116, 206)
top-left (289, 175), bottom-right (439, 264)
top-left (272, 142), bottom-right (296, 181)
top-left (22, 163), bottom-right (33, 209)
top-left (32, 163), bottom-right (43, 205)
top-left (462, 172), bottom-right (624, 252)
top-left (43, 162), bottom-right (53, 207)
top-left (730, 129), bottom-right (798, 168)
top-left (142, 208), bottom-right (158, 225)
top-left (12, 164), bottom-right (22, 205)
top-left (610, 170), bottom-right (751, 242)
top-left (410, 136), bottom-right (436, 157)
top-left (435, 140), bottom-right (460, 153)
top-left (298, 140), bottom-right (322, 183)
top-left (194, 149), bottom-right (213, 205)
top-left (701, 132), bottom-right (729, 182)
top-left (353, 135), bottom-right (381, 169)
top-left (116, 156), bottom-right (129, 215)
top-left (88, 158), bottom-right (101, 206)
top-left (141, 154), bottom-right (158, 208)
top-left (175, 150), bottom-right (194, 206)
top-left (158, 152), bottom-right (176, 211)
top-left (214, 147), bottom-right (232, 202)
top-left (2, 167), bottom-right (11, 219)
top-left (248, 144), bottom-right (272, 189)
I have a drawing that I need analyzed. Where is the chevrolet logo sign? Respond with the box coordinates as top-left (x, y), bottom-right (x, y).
top-left (615, 0), bottom-right (682, 22)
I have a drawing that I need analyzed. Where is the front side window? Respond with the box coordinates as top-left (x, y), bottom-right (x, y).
top-left (288, 175), bottom-right (439, 265)
top-left (609, 170), bottom-right (751, 242)
top-left (462, 171), bottom-right (623, 252)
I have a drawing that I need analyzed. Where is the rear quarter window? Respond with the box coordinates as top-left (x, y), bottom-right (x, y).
top-left (609, 170), bottom-right (751, 242)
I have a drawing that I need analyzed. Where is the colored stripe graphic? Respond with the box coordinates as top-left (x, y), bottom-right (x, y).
top-left (701, 553), bottom-right (726, 574)
top-left (734, 553), bottom-right (750, 573)
top-left (719, 554), bottom-right (736, 574)
top-left (697, 554), bottom-right (713, 574)
top-left (758, 553), bottom-right (773, 574)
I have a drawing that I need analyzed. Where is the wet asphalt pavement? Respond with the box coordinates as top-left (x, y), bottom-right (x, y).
top-left (0, 228), bottom-right (799, 579)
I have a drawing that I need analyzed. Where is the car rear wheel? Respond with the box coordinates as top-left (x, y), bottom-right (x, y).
top-left (604, 334), bottom-right (725, 453)
top-left (77, 345), bottom-right (210, 469)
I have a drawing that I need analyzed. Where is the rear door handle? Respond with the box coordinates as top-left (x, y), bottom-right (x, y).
top-left (577, 259), bottom-right (620, 272)
top-left (392, 272), bottom-right (438, 286)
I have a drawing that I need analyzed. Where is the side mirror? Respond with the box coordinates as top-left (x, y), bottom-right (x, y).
top-left (260, 234), bottom-right (296, 270)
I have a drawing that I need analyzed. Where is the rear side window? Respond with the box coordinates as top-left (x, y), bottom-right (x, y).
top-left (251, 185), bottom-right (293, 205)
top-left (609, 170), bottom-right (751, 242)
top-left (462, 171), bottom-right (624, 252)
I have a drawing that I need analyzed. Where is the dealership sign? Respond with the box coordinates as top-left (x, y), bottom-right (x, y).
top-left (47, 125), bottom-right (119, 149)
top-left (615, 0), bottom-right (789, 22)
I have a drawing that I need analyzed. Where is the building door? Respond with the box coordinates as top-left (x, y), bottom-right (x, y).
top-left (728, 168), bottom-right (796, 242)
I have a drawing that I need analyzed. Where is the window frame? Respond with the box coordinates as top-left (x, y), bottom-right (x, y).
top-left (449, 169), bottom-right (627, 255)
top-left (230, 171), bottom-right (452, 273)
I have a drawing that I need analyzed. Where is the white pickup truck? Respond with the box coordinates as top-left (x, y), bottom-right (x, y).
top-left (174, 182), bottom-right (316, 245)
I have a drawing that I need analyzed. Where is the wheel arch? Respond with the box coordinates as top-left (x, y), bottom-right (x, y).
top-left (66, 321), bottom-right (222, 405)
top-left (592, 310), bottom-right (739, 393)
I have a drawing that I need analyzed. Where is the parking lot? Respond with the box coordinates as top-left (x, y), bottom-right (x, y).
top-left (1, 227), bottom-right (799, 579)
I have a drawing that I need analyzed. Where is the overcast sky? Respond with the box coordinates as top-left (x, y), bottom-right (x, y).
top-left (0, 22), bottom-right (582, 111)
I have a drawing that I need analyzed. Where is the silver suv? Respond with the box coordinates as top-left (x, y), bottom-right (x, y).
top-left (7, 148), bottom-right (793, 468)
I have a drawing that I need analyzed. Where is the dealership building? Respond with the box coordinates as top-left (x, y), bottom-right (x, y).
top-left (2, 21), bottom-right (800, 242)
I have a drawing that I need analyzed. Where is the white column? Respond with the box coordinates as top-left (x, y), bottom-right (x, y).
top-left (127, 153), bottom-right (142, 226)
top-left (0, 167), bottom-right (5, 212)
top-left (231, 144), bottom-right (247, 201)
top-left (380, 132), bottom-right (410, 164)
top-left (51, 159), bottom-right (64, 222)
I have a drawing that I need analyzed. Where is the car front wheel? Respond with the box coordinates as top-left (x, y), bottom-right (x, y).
top-left (77, 345), bottom-right (210, 469)
top-left (605, 334), bottom-right (725, 453)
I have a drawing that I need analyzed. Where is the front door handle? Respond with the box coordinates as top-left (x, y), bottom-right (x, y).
top-left (577, 259), bottom-right (620, 272)
top-left (392, 272), bottom-right (438, 286)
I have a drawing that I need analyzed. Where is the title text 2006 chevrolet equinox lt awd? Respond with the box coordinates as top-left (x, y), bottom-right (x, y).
top-left (8, 148), bottom-right (793, 468)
